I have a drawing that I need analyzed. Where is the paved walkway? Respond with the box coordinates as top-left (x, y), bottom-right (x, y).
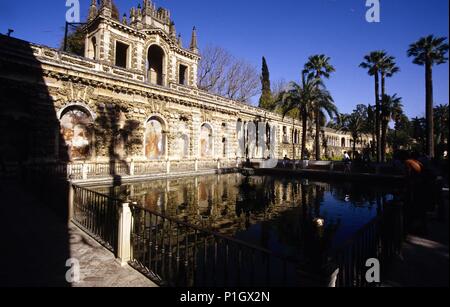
top-left (0, 181), bottom-right (156, 287)
top-left (69, 224), bottom-right (156, 287)
top-left (383, 192), bottom-right (449, 287)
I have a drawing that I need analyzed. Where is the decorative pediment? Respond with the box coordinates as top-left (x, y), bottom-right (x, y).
top-left (142, 28), bottom-right (200, 60)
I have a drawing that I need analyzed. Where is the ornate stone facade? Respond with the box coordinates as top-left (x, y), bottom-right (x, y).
top-left (0, 1), bottom-right (371, 178)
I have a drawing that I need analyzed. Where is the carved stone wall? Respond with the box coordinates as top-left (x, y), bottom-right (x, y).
top-left (0, 34), bottom-right (372, 167)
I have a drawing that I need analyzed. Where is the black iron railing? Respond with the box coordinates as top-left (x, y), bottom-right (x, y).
top-left (329, 205), bottom-right (404, 287)
top-left (330, 217), bottom-right (381, 287)
top-left (128, 204), bottom-right (324, 287)
top-left (68, 184), bottom-right (404, 287)
top-left (72, 185), bottom-right (120, 253)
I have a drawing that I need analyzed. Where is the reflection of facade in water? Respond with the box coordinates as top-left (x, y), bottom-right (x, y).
top-left (94, 173), bottom-right (403, 279)
top-left (95, 174), bottom-right (349, 239)
top-left (144, 190), bottom-right (164, 212)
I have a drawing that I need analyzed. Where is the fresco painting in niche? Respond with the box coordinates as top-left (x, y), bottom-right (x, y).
top-left (115, 111), bottom-right (126, 159)
top-left (181, 134), bottom-right (189, 157)
top-left (174, 122), bottom-right (190, 158)
top-left (60, 108), bottom-right (93, 160)
top-left (200, 124), bottom-right (213, 158)
top-left (145, 119), bottom-right (165, 159)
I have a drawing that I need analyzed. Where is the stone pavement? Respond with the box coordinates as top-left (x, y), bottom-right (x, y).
top-left (0, 180), bottom-right (156, 287)
top-left (383, 192), bottom-right (449, 287)
top-left (69, 224), bottom-right (157, 287)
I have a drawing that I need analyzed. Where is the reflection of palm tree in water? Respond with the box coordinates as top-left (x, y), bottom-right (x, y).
top-left (235, 176), bottom-right (278, 249)
top-left (313, 185), bottom-right (325, 217)
top-left (236, 176), bottom-right (274, 216)
top-left (300, 183), bottom-right (339, 271)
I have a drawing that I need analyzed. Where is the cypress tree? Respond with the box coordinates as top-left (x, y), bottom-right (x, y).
top-left (259, 57), bottom-right (273, 110)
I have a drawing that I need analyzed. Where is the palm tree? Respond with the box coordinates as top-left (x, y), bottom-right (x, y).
top-left (411, 117), bottom-right (426, 153)
top-left (407, 35), bottom-right (449, 158)
top-left (379, 54), bottom-right (400, 97)
top-left (434, 104), bottom-right (449, 157)
top-left (367, 105), bottom-right (376, 157)
top-left (274, 73), bottom-right (323, 160)
top-left (314, 93), bottom-right (339, 159)
top-left (381, 94), bottom-right (403, 160)
top-left (360, 51), bottom-right (387, 163)
top-left (390, 113), bottom-right (411, 152)
top-left (303, 54), bottom-right (336, 160)
top-left (338, 112), bottom-right (366, 159)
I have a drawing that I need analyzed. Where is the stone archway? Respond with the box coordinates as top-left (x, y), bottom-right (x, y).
top-left (147, 45), bottom-right (165, 86)
top-left (200, 123), bottom-right (213, 158)
top-left (59, 105), bottom-right (94, 161)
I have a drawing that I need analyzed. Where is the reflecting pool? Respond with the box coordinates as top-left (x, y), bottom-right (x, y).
top-left (92, 173), bottom-right (403, 263)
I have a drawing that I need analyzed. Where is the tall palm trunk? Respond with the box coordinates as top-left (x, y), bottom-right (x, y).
top-left (425, 60), bottom-right (434, 158)
top-left (393, 120), bottom-right (399, 152)
top-left (381, 73), bottom-right (387, 162)
top-left (301, 109), bottom-right (307, 159)
top-left (374, 72), bottom-right (381, 163)
top-left (314, 71), bottom-right (322, 161)
top-left (315, 108), bottom-right (321, 160)
top-left (292, 118), bottom-right (296, 162)
top-left (381, 119), bottom-right (388, 161)
top-left (371, 129), bottom-right (376, 157)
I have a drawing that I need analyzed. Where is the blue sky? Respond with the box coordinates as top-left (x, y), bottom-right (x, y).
top-left (0, 0), bottom-right (448, 118)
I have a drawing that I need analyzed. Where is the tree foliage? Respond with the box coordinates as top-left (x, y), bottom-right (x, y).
top-left (259, 57), bottom-right (273, 110)
top-left (303, 54), bottom-right (337, 160)
top-left (274, 73), bottom-right (333, 159)
top-left (407, 35), bottom-right (449, 66)
top-left (408, 35), bottom-right (449, 158)
top-left (62, 26), bottom-right (86, 56)
top-left (198, 45), bottom-right (260, 103)
top-left (60, 1), bottom-right (120, 55)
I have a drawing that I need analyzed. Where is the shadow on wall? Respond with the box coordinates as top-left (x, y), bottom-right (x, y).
top-left (0, 34), bottom-right (71, 287)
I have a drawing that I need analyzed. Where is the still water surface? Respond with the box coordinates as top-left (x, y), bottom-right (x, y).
top-left (93, 173), bottom-right (400, 261)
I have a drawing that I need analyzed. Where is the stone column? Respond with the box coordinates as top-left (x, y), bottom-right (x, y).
top-left (130, 159), bottom-right (135, 176)
top-left (192, 113), bottom-right (201, 160)
top-left (117, 203), bottom-right (132, 266)
top-left (67, 183), bottom-right (74, 224)
top-left (166, 158), bottom-right (171, 174)
top-left (82, 163), bottom-right (88, 180)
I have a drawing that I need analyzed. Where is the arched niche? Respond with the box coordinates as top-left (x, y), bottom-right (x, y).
top-left (200, 123), bottom-right (214, 158)
top-left (59, 105), bottom-right (94, 161)
top-left (147, 44), bottom-right (165, 86)
top-left (144, 116), bottom-right (167, 160)
top-left (175, 121), bottom-right (190, 159)
top-left (87, 36), bottom-right (97, 60)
